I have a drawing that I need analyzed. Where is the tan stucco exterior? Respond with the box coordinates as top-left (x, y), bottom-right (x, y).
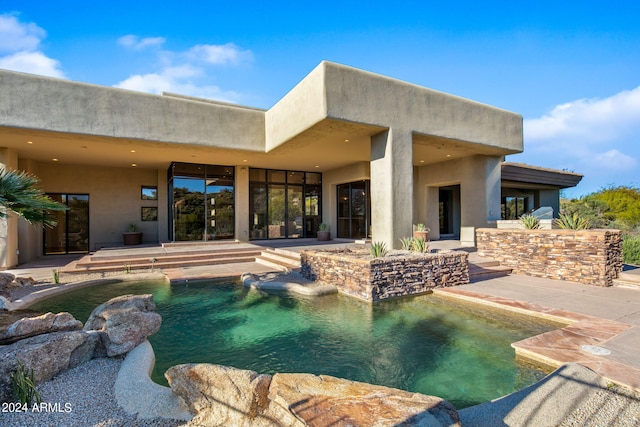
top-left (0, 60), bottom-right (529, 266)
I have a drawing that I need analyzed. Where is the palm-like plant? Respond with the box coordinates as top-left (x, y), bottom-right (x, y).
top-left (0, 168), bottom-right (67, 228)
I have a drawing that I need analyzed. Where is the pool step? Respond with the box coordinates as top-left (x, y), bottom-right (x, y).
top-left (256, 248), bottom-right (301, 271)
top-left (62, 248), bottom-right (263, 274)
top-left (468, 258), bottom-right (512, 282)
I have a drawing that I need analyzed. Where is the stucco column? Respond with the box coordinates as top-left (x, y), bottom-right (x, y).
top-left (370, 129), bottom-right (413, 249)
top-left (235, 165), bottom-right (250, 242)
top-left (460, 156), bottom-right (502, 228)
top-left (0, 148), bottom-right (19, 268)
top-left (156, 168), bottom-right (169, 242)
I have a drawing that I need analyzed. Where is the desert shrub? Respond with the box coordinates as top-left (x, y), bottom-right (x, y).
top-left (623, 234), bottom-right (640, 265)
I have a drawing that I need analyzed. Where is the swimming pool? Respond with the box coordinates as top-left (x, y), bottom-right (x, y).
top-left (29, 279), bottom-right (557, 409)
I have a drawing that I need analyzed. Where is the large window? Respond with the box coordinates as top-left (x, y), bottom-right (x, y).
top-left (249, 169), bottom-right (322, 239)
top-left (168, 163), bottom-right (234, 241)
top-left (44, 194), bottom-right (89, 254)
top-left (337, 181), bottom-right (370, 239)
top-left (501, 196), bottom-right (528, 220)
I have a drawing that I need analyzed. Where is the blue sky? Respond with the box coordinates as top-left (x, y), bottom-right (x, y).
top-left (1, 1), bottom-right (638, 197)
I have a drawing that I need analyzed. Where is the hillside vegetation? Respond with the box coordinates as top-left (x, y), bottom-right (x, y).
top-left (561, 185), bottom-right (640, 265)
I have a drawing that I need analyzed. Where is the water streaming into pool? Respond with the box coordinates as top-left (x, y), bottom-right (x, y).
top-left (29, 279), bottom-right (557, 408)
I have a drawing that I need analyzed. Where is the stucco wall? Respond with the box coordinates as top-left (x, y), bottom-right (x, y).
top-left (322, 162), bottom-right (370, 235)
top-left (36, 163), bottom-right (160, 250)
top-left (0, 70), bottom-right (265, 151)
top-left (416, 155), bottom-right (502, 240)
top-left (323, 62), bottom-right (523, 152)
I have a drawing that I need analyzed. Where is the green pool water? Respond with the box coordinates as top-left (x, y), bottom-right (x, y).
top-left (29, 279), bottom-right (557, 409)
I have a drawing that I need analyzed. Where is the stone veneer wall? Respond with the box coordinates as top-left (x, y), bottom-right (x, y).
top-left (300, 249), bottom-right (469, 301)
top-left (476, 228), bottom-right (623, 286)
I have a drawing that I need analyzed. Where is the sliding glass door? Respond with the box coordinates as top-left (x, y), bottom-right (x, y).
top-left (44, 194), bottom-right (89, 254)
top-left (169, 163), bottom-right (234, 241)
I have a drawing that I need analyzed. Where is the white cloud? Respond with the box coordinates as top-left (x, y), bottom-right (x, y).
top-left (590, 149), bottom-right (637, 170)
top-left (513, 87), bottom-right (640, 195)
top-left (525, 86), bottom-right (640, 144)
top-left (114, 66), bottom-right (240, 101)
top-left (0, 51), bottom-right (65, 78)
top-left (0, 13), bottom-right (65, 78)
top-left (0, 14), bottom-right (45, 53)
top-left (188, 43), bottom-right (253, 65)
top-left (115, 36), bottom-right (252, 102)
top-left (117, 35), bottom-right (165, 50)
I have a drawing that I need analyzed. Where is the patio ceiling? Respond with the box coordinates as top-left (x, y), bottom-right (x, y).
top-left (1, 118), bottom-right (513, 173)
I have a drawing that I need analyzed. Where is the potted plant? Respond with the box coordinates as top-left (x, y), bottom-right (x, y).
top-left (413, 223), bottom-right (429, 241)
top-left (317, 223), bottom-right (330, 241)
top-left (123, 223), bottom-right (143, 245)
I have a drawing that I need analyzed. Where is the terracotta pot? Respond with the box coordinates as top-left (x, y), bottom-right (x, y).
top-left (123, 232), bottom-right (143, 245)
top-left (413, 230), bottom-right (429, 241)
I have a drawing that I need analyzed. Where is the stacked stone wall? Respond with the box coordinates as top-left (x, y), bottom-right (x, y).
top-left (300, 250), bottom-right (469, 301)
top-left (476, 228), bottom-right (623, 286)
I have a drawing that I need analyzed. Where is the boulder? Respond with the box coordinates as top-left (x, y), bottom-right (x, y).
top-left (266, 373), bottom-right (461, 427)
top-left (0, 272), bottom-right (15, 288)
top-left (13, 277), bottom-right (36, 287)
top-left (0, 295), bottom-right (10, 310)
top-left (166, 364), bottom-right (273, 427)
top-left (165, 364), bottom-right (460, 427)
top-left (0, 312), bottom-right (82, 344)
top-left (83, 294), bottom-right (161, 357)
top-left (0, 330), bottom-right (98, 403)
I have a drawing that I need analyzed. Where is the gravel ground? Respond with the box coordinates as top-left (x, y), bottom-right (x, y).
top-left (3, 357), bottom-right (188, 427)
top-left (558, 384), bottom-right (640, 427)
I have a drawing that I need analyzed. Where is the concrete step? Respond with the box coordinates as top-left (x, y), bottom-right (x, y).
top-left (62, 248), bottom-right (262, 274)
top-left (75, 249), bottom-right (261, 269)
top-left (256, 249), bottom-right (301, 271)
top-left (468, 263), bottom-right (512, 282)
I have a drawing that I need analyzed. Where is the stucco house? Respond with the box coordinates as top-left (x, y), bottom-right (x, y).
top-left (0, 61), bottom-right (581, 268)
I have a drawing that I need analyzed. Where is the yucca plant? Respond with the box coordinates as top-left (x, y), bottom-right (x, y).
top-left (11, 362), bottom-right (42, 406)
top-left (370, 241), bottom-right (389, 258)
top-left (411, 237), bottom-right (429, 253)
top-left (555, 213), bottom-right (591, 230)
top-left (520, 214), bottom-right (541, 229)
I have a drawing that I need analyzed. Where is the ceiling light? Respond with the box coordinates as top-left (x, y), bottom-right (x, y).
top-left (446, 154), bottom-right (451, 157)
top-left (130, 150), bottom-right (136, 153)
top-left (52, 158), bottom-right (59, 162)
top-left (26, 141), bottom-right (33, 144)
top-left (344, 139), bottom-right (350, 143)
top-left (420, 160), bottom-right (425, 163)
top-left (242, 159), bottom-right (247, 162)
top-left (131, 163), bottom-right (137, 167)
top-left (314, 165), bottom-right (320, 168)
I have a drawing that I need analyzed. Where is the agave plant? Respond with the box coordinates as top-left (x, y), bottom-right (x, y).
top-left (519, 214), bottom-right (541, 230)
top-left (400, 237), bottom-right (413, 251)
top-left (555, 213), bottom-right (591, 230)
top-left (370, 241), bottom-right (389, 258)
top-left (411, 237), bottom-right (429, 253)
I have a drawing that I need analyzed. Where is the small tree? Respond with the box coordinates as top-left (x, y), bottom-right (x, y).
top-left (0, 168), bottom-right (67, 227)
